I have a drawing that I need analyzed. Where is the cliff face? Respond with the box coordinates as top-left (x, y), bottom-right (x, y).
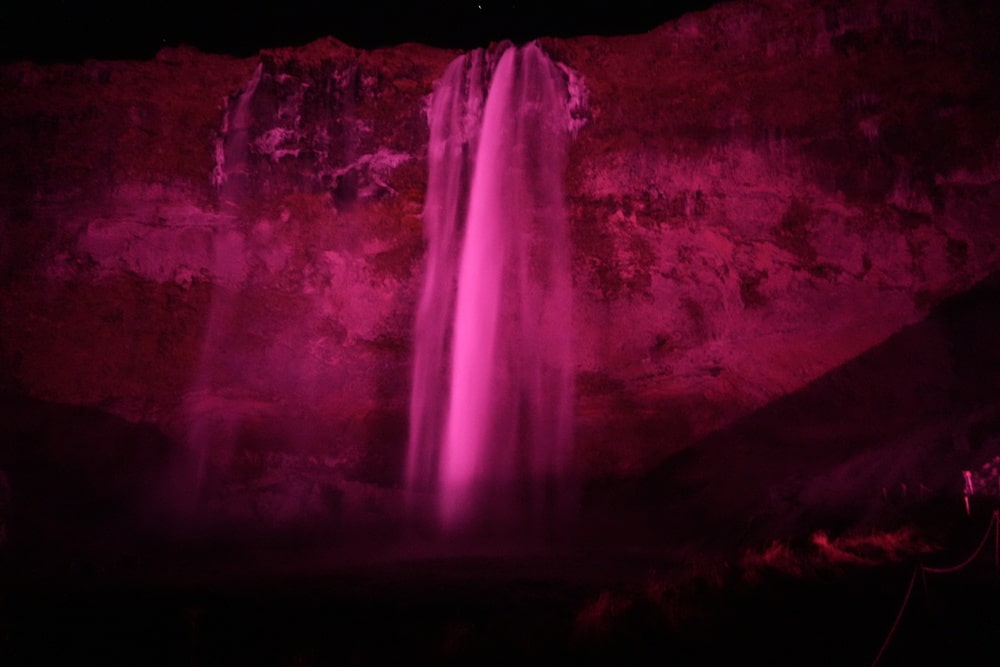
top-left (563, 1), bottom-right (1000, 475)
top-left (1, 0), bottom-right (998, 534)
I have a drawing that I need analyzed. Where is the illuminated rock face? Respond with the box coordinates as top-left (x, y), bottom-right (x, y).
top-left (0, 0), bottom-right (998, 537)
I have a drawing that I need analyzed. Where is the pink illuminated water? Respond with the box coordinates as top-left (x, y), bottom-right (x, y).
top-left (407, 43), bottom-right (575, 534)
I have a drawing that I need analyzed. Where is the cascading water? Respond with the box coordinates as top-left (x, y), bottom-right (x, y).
top-left (407, 42), bottom-right (576, 535)
top-left (215, 62), bottom-right (263, 211)
top-left (184, 63), bottom-right (263, 506)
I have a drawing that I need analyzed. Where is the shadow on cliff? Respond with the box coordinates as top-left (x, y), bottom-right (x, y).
top-left (0, 396), bottom-right (177, 570)
top-left (591, 269), bottom-right (1000, 554)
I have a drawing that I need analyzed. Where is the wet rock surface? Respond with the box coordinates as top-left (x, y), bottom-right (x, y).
top-left (0, 0), bottom-right (998, 542)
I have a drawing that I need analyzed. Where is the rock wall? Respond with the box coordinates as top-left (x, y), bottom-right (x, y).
top-left (1, 0), bottom-right (998, 530)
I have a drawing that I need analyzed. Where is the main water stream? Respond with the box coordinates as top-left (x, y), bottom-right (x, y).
top-left (407, 42), bottom-right (576, 536)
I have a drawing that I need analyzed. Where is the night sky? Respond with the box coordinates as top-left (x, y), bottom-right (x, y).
top-left (1, 0), bottom-right (718, 63)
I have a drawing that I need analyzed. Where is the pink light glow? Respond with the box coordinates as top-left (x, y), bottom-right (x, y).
top-left (438, 47), bottom-right (512, 526)
top-left (408, 43), bottom-right (575, 534)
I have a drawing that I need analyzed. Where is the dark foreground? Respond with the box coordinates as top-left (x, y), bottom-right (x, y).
top-left (2, 524), bottom-right (999, 667)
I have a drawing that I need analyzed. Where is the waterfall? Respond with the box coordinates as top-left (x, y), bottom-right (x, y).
top-left (183, 63), bottom-right (262, 509)
top-left (407, 42), bottom-right (575, 535)
top-left (215, 62), bottom-right (263, 212)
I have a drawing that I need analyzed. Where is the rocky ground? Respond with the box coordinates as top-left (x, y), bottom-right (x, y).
top-left (1, 508), bottom-right (999, 665)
